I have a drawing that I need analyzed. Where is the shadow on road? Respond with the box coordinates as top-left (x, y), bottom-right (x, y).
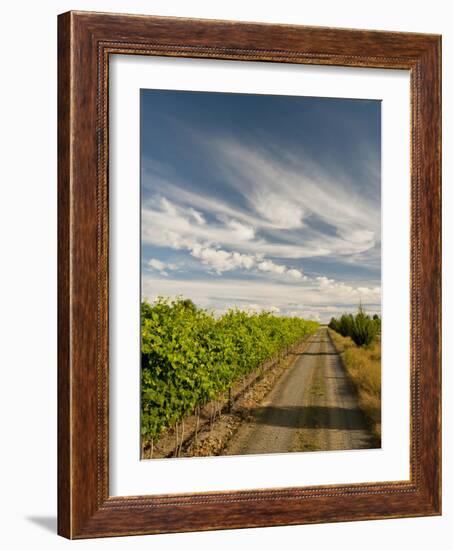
top-left (252, 405), bottom-right (367, 430)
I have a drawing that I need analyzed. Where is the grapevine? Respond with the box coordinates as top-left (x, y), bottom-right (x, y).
top-left (141, 297), bottom-right (318, 443)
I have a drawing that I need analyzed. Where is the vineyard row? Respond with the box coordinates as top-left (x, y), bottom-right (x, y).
top-left (141, 297), bottom-right (319, 442)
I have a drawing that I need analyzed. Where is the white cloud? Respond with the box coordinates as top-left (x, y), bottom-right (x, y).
top-left (287, 268), bottom-right (304, 280)
top-left (316, 276), bottom-right (336, 288)
top-left (337, 227), bottom-right (375, 246)
top-left (254, 193), bottom-right (304, 229)
top-left (190, 244), bottom-right (256, 274)
top-left (188, 243), bottom-right (305, 281)
top-left (142, 196), bottom-right (259, 254)
top-left (147, 258), bottom-right (178, 277)
top-left (255, 261), bottom-right (304, 280)
top-left (224, 218), bottom-right (255, 241)
top-left (148, 258), bottom-right (167, 271)
top-left (257, 260), bottom-right (286, 275)
top-left (188, 208), bottom-right (205, 225)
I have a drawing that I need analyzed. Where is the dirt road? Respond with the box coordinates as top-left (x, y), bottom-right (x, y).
top-left (224, 327), bottom-right (376, 456)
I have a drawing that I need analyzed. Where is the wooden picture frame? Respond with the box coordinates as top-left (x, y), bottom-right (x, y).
top-left (58, 10), bottom-right (441, 539)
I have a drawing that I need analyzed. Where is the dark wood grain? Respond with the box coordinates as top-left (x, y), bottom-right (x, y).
top-left (57, 10), bottom-right (441, 539)
top-left (57, 11), bottom-right (71, 538)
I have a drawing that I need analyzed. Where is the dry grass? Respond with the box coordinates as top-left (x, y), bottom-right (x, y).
top-left (328, 329), bottom-right (381, 443)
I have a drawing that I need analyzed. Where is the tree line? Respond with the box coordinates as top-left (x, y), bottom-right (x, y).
top-left (328, 304), bottom-right (381, 346)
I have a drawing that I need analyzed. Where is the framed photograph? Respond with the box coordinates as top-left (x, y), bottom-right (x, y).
top-left (58, 11), bottom-right (441, 538)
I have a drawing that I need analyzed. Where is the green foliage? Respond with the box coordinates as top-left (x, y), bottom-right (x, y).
top-left (328, 304), bottom-right (380, 347)
top-left (141, 297), bottom-right (318, 441)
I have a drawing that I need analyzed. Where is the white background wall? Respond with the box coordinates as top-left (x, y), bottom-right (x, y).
top-left (0, 1), bottom-right (450, 548)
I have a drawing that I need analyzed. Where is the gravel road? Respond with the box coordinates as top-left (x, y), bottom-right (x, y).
top-left (224, 327), bottom-right (376, 456)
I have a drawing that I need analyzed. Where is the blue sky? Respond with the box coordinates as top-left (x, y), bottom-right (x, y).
top-left (141, 89), bottom-right (381, 322)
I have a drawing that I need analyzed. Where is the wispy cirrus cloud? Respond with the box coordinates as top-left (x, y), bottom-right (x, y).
top-left (147, 258), bottom-right (179, 277)
top-left (140, 90), bottom-right (381, 321)
top-left (142, 135), bottom-right (380, 263)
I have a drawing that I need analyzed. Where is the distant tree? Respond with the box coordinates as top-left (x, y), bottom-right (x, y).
top-left (329, 305), bottom-right (379, 346)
